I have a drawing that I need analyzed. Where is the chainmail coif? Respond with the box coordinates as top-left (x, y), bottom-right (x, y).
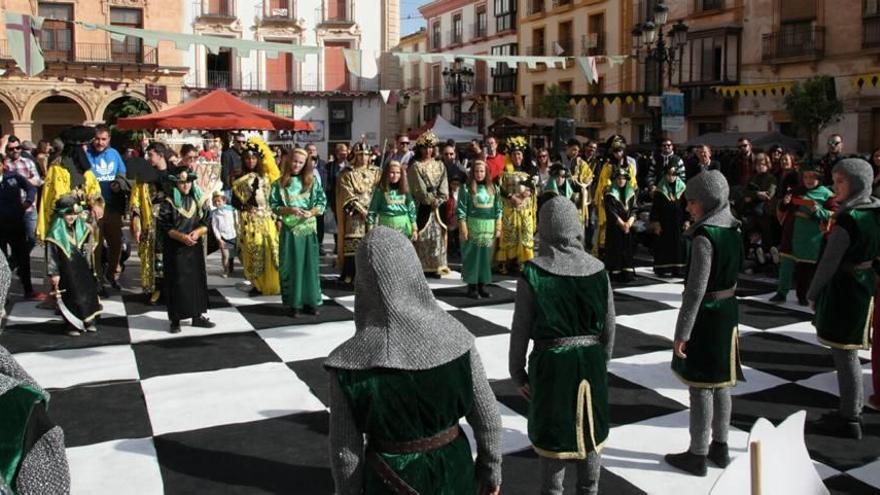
top-left (684, 170), bottom-right (740, 236)
top-left (833, 158), bottom-right (880, 211)
top-left (532, 196), bottom-right (604, 277)
top-left (325, 226), bottom-right (474, 370)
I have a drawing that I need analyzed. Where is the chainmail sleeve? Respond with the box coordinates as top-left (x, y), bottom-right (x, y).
top-left (602, 276), bottom-right (616, 360)
top-left (807, 226), bottom-right (851, 302)
top-left (328, 370), bottom-right (364, 495)
top-left (509, 277), bottom-right (535, 387)
top-left (674, 235), bottom-right (713, 342)
top-left (466, 349), bottom-right (502, 488)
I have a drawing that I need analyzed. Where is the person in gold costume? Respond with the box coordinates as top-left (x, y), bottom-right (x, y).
top-left (593, 135), bottom-right (637, 256)
top-left (335, 142), bottom-right (382, 285)
top-left (129, 142), bottom-right (171, 304)
top-left (407, 131), bottom-right (450, 278)
top-left (495, 136), bottom-right (536, 274)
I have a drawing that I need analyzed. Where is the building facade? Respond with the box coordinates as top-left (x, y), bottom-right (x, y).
top-left (516, 0), bottom-right (630, 142)
top-left (395, 28), bottom-right (428, 135)
top-left (417, 0), bottom-right (519, 135)
top-left (183, 0), bottom-right (400, 154)
top-left (0, 0), bottom-right (188, 142)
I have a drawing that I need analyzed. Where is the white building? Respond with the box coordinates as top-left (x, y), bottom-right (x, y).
top-left (183, 0), bottom-right (400, 155)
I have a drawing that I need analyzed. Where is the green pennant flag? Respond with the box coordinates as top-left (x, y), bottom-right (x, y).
top-left (5, 12), bottom-right (45, 76)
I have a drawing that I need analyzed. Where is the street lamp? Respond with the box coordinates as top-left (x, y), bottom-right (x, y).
top-left (442, 57), bottom-right (475, 128)
top-left (631, 1), bottom-right (688, 146)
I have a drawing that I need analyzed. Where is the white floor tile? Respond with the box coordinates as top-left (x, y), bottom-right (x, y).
top-left (13, 345), bottom-right (139, 389)
top-left (462, 303), bottom-right (515, 330)
top-left (796, 364), bottom-right (876, 410)
top-left (5, 300), bottom-right (60, 325)
top-left (473, 333), bottom-right (516, 381)
top-left (426, 270), bottom-right (467, 290)
top-left (334, 295), bottom-right (355, 313)
top-left (215, 286), bottom-right (282, 307)
top-left (141, 362), bottom-right (326, 436)
top-left (616, 309), bottom-right (680, 341)
top-left (762, 321), bottom-right (872, 360)
top-left (461, 401), bottom-right (531, 455)
top-left (744, 291), bottom-right (813, 315)
top-left (617, 283), bottom-right (684, 308)
top-left (846, 458), bottom-right (880, 490)
top-left (68, 437), bottom-right (163, 495)
top-left (258, 320), bottom-right (356, 363)
top-left (128, 306), bottom-right (254, 344)
top-left (634, 266), bottom-right (684, 284)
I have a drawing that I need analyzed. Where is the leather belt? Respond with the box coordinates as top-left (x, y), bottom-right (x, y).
top-left (533, 335), bottom-right (600, 351)
top-left (369, 425), bottom-right (461, 455)
top-left (704, 285), bottom-right (737, 301)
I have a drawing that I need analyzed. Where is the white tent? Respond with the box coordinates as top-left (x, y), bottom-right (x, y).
top-left (429, 115), bottom-right (483, 143)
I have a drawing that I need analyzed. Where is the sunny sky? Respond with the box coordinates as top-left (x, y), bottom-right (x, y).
top-left (401, 0), bottom-right (426, 36)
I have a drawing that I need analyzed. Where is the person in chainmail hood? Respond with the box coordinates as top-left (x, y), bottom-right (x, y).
top-left (508, 196), bottom-right (616, 495)
top-left (325, 226), bottom-right (502, 494)
top-left (0, 345), bottom-right (71, 494)
top-left (807, 158), bottom-right (880, 439)
top-left (665, 170), bottom-right (743, 476)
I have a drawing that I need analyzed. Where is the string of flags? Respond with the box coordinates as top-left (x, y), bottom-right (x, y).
top-left (851, 72), bottom-right (880, 89)
top-left (3, 12), bottom-right (623, 90)
top-left (710, 82), bottom-right (796, 98)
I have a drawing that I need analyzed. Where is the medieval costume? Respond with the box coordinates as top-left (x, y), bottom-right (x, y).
top-left (666, 170), bottom-right (743, 477)
top-left (45, 195), bottom-right (101, 336)
top-left (571, 156), bottom-right (595, 225)
top-left (457, 173), bottom-right (502, 298)
top-left (157, 168), bottom-right (215, 334)
top-left (593, 136), bottom-right (638, 255)
top-left (603, 170), bottom-right (638, 282)
top-left (650, 163), bottom-right (688, 277)
top-left (325, 227), bottom-right (502, 494)
top-left (496, 136), bottom-right (537, 274)
top-left (366, 184), bottom-right (417, 239)
top-left (336, 143), bottom-right (382, 285)
top-left (233, 142), bottom-right (281, 295)
top-left (0, 345), bottom-right (71, 494)
top-left (129, 158), bottom-right (169, 301)
top-left (407, 131), bottom-right (450, 277)
top-left (807, 158), bottom-right (880, 440)
top-left (509, 196), bottom-right (616, 495)
top-left (269, 155), bottom-right (327, 316)
top-left (772, 165), bottom-right (833, 304)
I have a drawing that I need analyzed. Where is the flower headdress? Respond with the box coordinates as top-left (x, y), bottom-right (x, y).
top-left (415, 131), bottom-right (439, 147)
top-left (506, 136), bottom-right (528, 153)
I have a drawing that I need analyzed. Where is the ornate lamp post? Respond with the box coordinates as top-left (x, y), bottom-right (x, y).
top-left (631, 1), bottom-right (689, 145)
top-left (442, 57), bottom-right (475, 128)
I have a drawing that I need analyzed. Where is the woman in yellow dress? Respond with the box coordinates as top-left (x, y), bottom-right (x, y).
top-left (495, 136), bottom-right (536, 274)
top-left (232, 139), bottom-right (281, 295)
top-left (593, 135), bottom-right (638, 256)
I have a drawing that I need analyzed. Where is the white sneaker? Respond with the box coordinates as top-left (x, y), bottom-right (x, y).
top-left (756, 247), bottom-right (766, 265)
top-left (770, 246), bottom-right (780, 265)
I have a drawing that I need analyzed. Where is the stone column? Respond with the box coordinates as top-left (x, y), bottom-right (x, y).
top-left (9, 120), bottom-right (34, 141)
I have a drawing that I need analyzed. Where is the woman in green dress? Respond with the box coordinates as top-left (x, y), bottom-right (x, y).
top-left (457, 160), bottom-right (502, 299)
top-left (269, 148), bottom-right (327, 317)
top-left (366, 160), bottom-right (418, 240)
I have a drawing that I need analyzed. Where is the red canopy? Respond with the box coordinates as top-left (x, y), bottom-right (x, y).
top-left (116, 89), bottom-right (313, 132)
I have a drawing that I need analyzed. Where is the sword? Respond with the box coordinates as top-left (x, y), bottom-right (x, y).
top-left (51, 289), bottom-right (86, 332)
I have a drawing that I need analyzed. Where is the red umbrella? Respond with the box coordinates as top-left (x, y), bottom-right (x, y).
top-left (116, 89), bottom-right (313, 132)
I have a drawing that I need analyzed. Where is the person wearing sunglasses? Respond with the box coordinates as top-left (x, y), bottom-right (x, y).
top-left (0, 142), bottom-right (40, 301)
top-left (3, 136), bottom-right (42, 257)
top-left (818, 134), bottom-right (844, 186)
top-left (725, 137), bottom-right (756, 188)
top-left (220, 133), bottom-right (246, 196)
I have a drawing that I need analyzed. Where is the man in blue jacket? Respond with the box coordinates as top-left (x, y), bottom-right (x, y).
top-left (87, 125), bottom-right (127, 290)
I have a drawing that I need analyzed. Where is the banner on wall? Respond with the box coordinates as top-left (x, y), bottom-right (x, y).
top-left (661, 92), bottom-right (684, 133)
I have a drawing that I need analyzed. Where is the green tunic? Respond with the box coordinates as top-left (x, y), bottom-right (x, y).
top-left (456, 184), bottom-right (502, 284)
top-left (814, 208), bottom-right (880, 349)
top-left (269, 176), bottom-right (327, 310)
top-left (522, 263), bottom-right (610, 459)
top-left (366, 186), bottom-right (417, 238)
top-left (672, 225), bottom-right (743, 388)
top-left (545, 178), bottom-right (574, 199)
top-left (336, 353), bottom-right (477, 494)
top-left (0, 383), bottom-right (48, 489)
top-left (790, 185), bottom-right (833, 263)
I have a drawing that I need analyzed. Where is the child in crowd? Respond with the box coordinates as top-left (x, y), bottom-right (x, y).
top-left (604, 169), bottom-right (637, 282)
top-left (211, 191), bottom-right (237, 277)
top-left (366, 160), bottom-right (417, 240)
top-left (808, 158), bottom-right (879, 440)
top-left (666, 170), bottom-right (742, 476)
top-left (457, 160), bottom-right (502, 299)
top-left (46, 195), bottom-right (101, 336)
top-left (650, 163), bottom-right (688, 278)
top-left (771, 164), bottom-right (834, 304)
top-left (741, 153), bottom-right (777, 268)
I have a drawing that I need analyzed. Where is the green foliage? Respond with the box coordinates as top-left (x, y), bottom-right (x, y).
top-left (489, 98), bottom-right (516, 120)
top-left (102, 97), bottom-right (151, 152)
top-left (536, 84), bottom-right (573, 119)
top-left (783, 76), bottom-right (843, 155)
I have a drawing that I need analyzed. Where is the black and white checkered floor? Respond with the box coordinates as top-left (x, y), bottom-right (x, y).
top-left (1, 251), bottom-right (878, 494)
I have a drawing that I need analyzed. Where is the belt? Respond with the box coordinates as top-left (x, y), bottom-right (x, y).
top-left (841, 260), bottom-right (875, 272)
top-left (704, 285), bottom-right (737, 301)
top-left (533, 335), bottom-right (600, 351)
top-left (369, 425), bottom-right (461, 455)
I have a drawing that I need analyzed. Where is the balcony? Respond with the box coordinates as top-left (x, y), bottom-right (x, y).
top-left (582, 32), bottom-right (606, 56)
top-left (865, 16), bottom-right (880, 48)
top-left (430, 33), bottom-right (442, 51)
top-left (471, 22), bottom-right (488, 40)
top-left (195, 0), bottom-right (235, 19)
top-left (407, 75), bottom-right (422, 89)
top-left (259, 0), bottom-right (299, 24)
top-left (528, 0), bottom-right (544, 15)
top-left (425, 86), bottom-right (443, 102)
top-left (318, 1), bottom-right (354, 26)
top-left (528, 44), bottom-right (546, 56)
top-left (448, 28), bottom-right (463, 46)
top-left (187, 71), bottom-right (374, 92)
top-left (0, 40), bottom-right (158, 66)
top-left (762, 24), bottom-right (825, 63)
top-left (551, 0), bottom-right (572, 8)
top-left (694, 0), bottom-right (723, 12)
top-left (492, 72), bottom-right (517, 93)
top-left (556, 38), bottom-right (574, 56)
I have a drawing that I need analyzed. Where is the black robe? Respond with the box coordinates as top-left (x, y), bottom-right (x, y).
top-left (47, 232), bottom-right (100, 325)
top-left (604, 187), bottom-right (637, 277)
top-left (157, 194), bottom-right (210, 322)
top-left (650, 185), bottom-right (687, 274)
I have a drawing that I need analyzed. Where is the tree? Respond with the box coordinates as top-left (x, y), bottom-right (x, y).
top-left (102, 97), bottom-right (151, 152)
top-left (490, 98), bottom-right (516, 120)
top-left (536, 84), bottom-right (573, 119)
top-left (784, 76), bottom-right (843, 158)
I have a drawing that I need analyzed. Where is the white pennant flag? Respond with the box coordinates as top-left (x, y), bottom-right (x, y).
top-left (553, 41), bottom-right (565, 56)
top-left (379, 89), bottom-right (391, 104)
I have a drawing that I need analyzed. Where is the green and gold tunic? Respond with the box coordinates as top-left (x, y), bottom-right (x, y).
top-left (366, 186), bottom-right (417, 238)
top-left (522, 263), bottom-right (610, 459)
top-left (336, 353), bottom-right (477, 494)
top-left (456, 184), bottom-right (502, 285)
top-left (269, 176), bottom-right (327, 310)
top-left (672, 225), bottom-right (743, 387)
top-left (814, 209), bottom-right (880, 349)
top-left (788, 185), bottom-right (834, 263)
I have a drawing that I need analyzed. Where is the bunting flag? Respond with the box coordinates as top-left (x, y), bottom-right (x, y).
top-left (851, 72), bottom-right (880, 89)
top-left (343, 49), bottom-right (379, 78)
top-left (5, 13), bottom-right (45, 76)
top-left (575, 57), bottom-right (599, 84)
top-left (379, 89), bottom-right (391, 104)
top-left (553, 41), bottom-right (565, 56)
top-left (711, 82), bottom-right (795, 98)
top-left (568, 92), bottom-right (647, 106)
top-left (387, 90), bottom-right (400, 106)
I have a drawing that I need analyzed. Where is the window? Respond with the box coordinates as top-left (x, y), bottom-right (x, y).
top-left (532, 28), bottom-right (545, 55)
top-left (110, 8), bottom-right (143, 63)
top-left (494, 0), bottom-right (516, 33)
top-left (328, 101), bottom-right (353, 141)
top-left (453, 14), bottom-right (463, 44)
top-left (38, 3), bottom-right (73, 59)
top-left (558, 21), bottom-right (573, 55)
top-left (679, 29), bottom-right (740, 85)
top-left (491, 43), bottom-right (517, 93)
top-left (694, 0), bottom-right (723, 12)
top-left (475, 7), bottom-right (488, 38)
top-left (558, 81), bottom-right (573, 95)
top-left (586, 14), bottom-right (606, 55)
top-left (324, 41), bottom-right (351, 91)
top-left (432, 20), bottom-right (442, 49)
top-left (868, 0), bottom-right (880, 16)
top-left (266, 40), bottom-right (294, 92)
top-left (780, 0), bottom-right (816, 22)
